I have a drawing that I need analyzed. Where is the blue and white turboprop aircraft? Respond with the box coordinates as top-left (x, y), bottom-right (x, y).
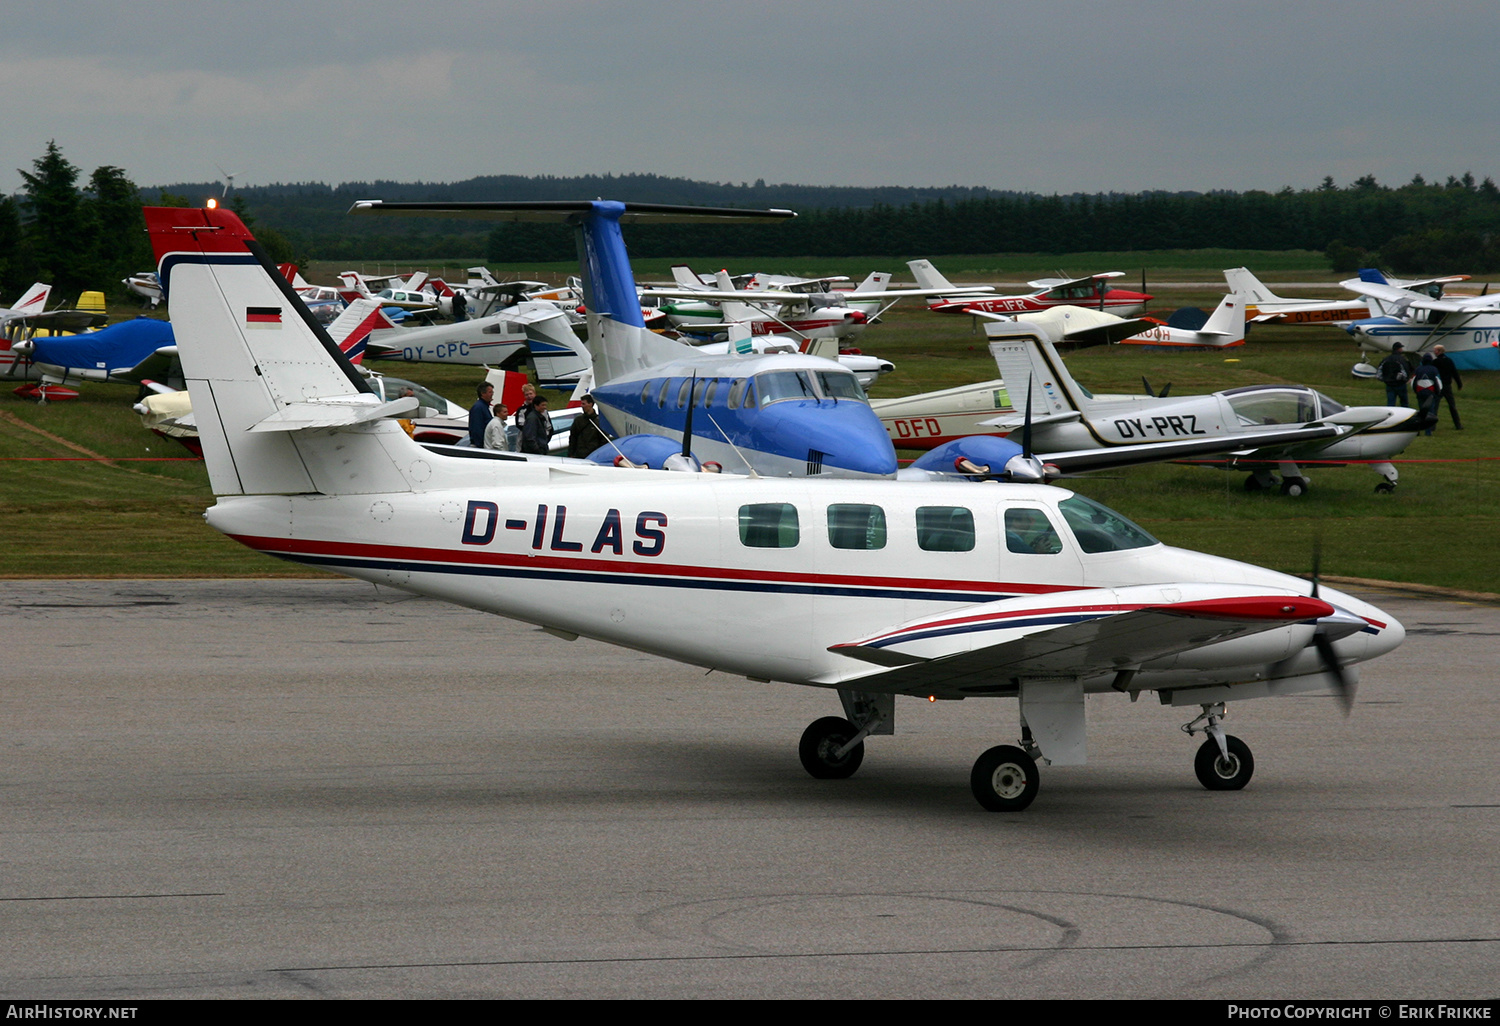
top-left (353, 199), bottom-right (901, 478)
top-left (1342, 270), bottom-right (1500, 372)
top-left (144, 202), bottom-right (1405, 812)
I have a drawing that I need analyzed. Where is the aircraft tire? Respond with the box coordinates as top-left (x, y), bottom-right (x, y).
top-left (798, 716), bottom-right (864, 779)
top-left (1375, 481), bottom-right (1396, 494)
top-left (970, 745), bottom-right (1039, 812)
top-left (1194, 735), bottom-right (1254, 791)
top-left (1244, 473), bottom-right (1276, 492)
top-left (1280, 477), bottom-right (1309, 497)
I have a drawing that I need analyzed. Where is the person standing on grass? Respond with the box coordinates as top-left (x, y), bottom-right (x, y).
top-left (1379, 343), bottom-right (1410, 407)
top-left (1431, 344), bottom-right (1463, 430)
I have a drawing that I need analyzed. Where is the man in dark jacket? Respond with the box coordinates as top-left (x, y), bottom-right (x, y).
top-left (1378, 343), bottom-right (1410, 407)
top-left (520, 395), bottom-right (554, 454)
top-left (468, 381), bottom-right (494, 447)
top-left (1432, 344), bottom-right (1463, 429)
top-left (566, 394), bottom-right (610, 459)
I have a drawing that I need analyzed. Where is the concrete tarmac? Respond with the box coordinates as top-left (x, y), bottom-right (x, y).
top-left (1, 579), bottom-right (1495, 1000)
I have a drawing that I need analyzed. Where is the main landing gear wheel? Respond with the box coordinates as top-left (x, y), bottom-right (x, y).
top-left (1280, 476), bottom-right (1309, 497)
top-left (799, 716), bottom-right (864, 779)
top-left (1374, 481), bottom-right (1396, 494)
top-left (1244, 472), bottom-right (1277, 492)
top-left (1194, 735), bottom-right (1254, 791)
top-left (970, 745), bottom-right (1039, 812)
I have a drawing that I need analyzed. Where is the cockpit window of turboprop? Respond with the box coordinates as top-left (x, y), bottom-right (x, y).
top-left (1058, 495), bottom-right (1159, 554)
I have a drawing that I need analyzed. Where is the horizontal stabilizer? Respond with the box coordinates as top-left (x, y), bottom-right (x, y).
top-left (248, 395), bottom-right (416, 433)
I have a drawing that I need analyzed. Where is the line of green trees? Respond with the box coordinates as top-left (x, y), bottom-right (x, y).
top-left (6, 147), bottom-right (1499, 305)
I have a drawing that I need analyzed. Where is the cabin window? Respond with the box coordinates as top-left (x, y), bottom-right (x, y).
top-left (827, 504), bottom-right (886, 550)
top-left (703, 380), bottom-right (718, 408)
top-left (641, 381), bottom-right (654, 404)
top-left (739, 503), bottom-right (800, 548)
top-left (693, 379), bottom-right (709, 407)
top-left (1004, 508), bottom-right (1063, 554)
top-left (916, 506), bottom-right (975, 552)
top-left (1057, 496), bottom-right (1157, 553)
top-left (727, 378), bottom-right (746, 409)
top-left (656, 380), bottom-right (670, 408)
top-left (677, 379), bottom-right (691, 409)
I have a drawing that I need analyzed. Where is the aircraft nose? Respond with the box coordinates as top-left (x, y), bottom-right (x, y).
top-left (1322, 586), bottom-right (1406, 662)
top-left (760, 401), bottom-right (897, 477)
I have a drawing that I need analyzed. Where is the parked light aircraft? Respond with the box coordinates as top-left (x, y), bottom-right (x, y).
top-left (144, 201), bottom-right (1406, 812)
top-left (976, 293), bottom-right (1246, 349)
top-left (355, 199), bottom-right (901, 479)
top-left (1341, 271), bottom-right (1500, 372)
top-left (644, 271), bottom-right (987, 342)
top-left (1226, 267), bottom-right (1468, 326)
top-left (909, 260), bottom-right (1152, 317)
top-left (987, 328), bottom-right (1419, 495)
top-left (363, 293), bottom-right (593, 387)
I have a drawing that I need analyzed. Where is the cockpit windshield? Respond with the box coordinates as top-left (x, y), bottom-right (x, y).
top-left (756, 369), bottom-right (869, 405)
top-left (1057, 495), bottom-right (1158, 554)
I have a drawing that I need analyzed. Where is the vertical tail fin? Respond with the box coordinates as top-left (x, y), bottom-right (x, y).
top-left (671, 264), bottom-right (709, 289)
top-left (1198, 293), bottom-right (1247, 345)
top-left (8, 283), bottom-right (51, 315)
top-left (1221, 267), bottom-right (1284, 306)
top-left (324, 297), bottom-right (388, 365)
top-left (985, 322), bottom-right (1091, 418)
top-left (906, 259), bottom-right (957, 291)
top-left (146, 206), bottom-right (411, 497)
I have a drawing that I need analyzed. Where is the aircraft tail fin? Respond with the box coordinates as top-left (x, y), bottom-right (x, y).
top-left (145, 206), bottom-right (416, 498)
top-left (671, 264), bottom-right (708, 290)
top-left (854, 271), bottom-right (890, 293)
top-left (1198, 293), bottom-right (1247, 344)
top-left (325, 297), bottom-right (387, 365)
top-left (526, 307), bottom-right (594, 387)
top-left (906, 259), bottom-right (958, 292)
top-left (985, 322), bottom-right (1092, 419)
top-left (714, 268), bottom-right (759, 326)
top-left (1222, 267), bottom-right (1284, 305)
top-left (9, 283), bottom-right (51, 315)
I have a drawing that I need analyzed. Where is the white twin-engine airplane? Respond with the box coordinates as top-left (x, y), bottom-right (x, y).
top-left (145, 201), bottom-right (1405, 812)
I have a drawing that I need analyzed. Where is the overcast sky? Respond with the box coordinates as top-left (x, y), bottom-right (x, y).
top-left (3, 1), bottom-right (1496, 199)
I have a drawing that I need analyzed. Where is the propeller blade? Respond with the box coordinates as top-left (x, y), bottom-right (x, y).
top-left (1021, 387), bottom-right (1033, 459)
top-left (1141, 376), bottom-right (1156, 398)
top-left (1313, 633), bottom-right (1355, 715)
top-left (1159, 382), bottom-right (1171, 398)
top-left (681, 372), bottom-right (697, 458)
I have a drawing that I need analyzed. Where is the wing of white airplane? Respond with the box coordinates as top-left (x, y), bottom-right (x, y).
top-left (1339, 278), bottom-right (1421, 304)
top-left (817, 585), bottom-right (1336, 696)
top-left (1408, 293), bottom-right (1500, 314)
top-left (1026, 272), bottom-right (1125, 290)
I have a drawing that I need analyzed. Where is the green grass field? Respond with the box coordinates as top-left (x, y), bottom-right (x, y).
top-left (2, 273), bottom-right (1495, 591)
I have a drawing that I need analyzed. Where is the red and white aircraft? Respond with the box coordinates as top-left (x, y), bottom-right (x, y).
top-left (909, 260), bottom-right (1153, 317)
top-left (143, 201), bottom-right (1405, 812)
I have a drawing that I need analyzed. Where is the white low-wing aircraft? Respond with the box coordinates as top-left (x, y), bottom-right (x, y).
top-left (985, 327), bottom-right (1419, 495)
top-left (143, 202), bottom-right (1406, 812)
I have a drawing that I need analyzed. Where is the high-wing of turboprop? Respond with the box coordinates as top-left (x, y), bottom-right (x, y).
top-left (143, 201), bottom-right (1405, 812)
top-left (355, 199), bottom-right (901, 478)
top-left (909, 260), bottom-right (1152, 317)
top-left (1341, 270), bottom-right (1500, 371)
top-left (986, 326), bottom-right (1419, 495)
